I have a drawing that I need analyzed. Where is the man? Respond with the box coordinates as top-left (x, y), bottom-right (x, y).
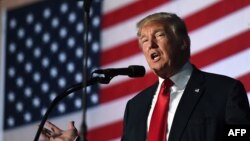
top-left (41, 12), bottom-right (250, 141)
top-left (121, 12), bottom-right (250, 141)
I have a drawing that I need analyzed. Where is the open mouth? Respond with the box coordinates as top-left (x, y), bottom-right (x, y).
top-left (150, 52), bottom-right (160, 61)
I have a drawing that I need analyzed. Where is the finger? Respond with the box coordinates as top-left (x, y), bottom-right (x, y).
top-left (68, 121), bottom-right (75, 129)
top-left (41, 128), bottom-right (52, 139)
top-left (67, 121), bottom-right (79, 137)
top-left (45, 121), bottom-right (62, 133)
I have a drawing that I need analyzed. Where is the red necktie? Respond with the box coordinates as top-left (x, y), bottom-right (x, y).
top-left (148, 79), bottom-right (173, 141)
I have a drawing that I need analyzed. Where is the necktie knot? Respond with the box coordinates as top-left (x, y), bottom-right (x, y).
top-left (161, 79), bottom-right (174, 93)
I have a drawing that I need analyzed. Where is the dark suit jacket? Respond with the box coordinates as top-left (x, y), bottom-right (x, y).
top-left (121, 66), bottom-right (250, 141)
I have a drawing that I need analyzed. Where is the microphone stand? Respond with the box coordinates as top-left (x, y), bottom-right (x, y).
top-left (33, 74), bottom-right (114, 141)
top-left (82, 0), bottom-right (92, 140)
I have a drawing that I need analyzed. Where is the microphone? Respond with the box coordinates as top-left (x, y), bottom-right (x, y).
top-left (93, 65), bottom-right (145, 77)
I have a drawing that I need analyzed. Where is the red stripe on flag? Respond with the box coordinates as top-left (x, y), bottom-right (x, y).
top-left (88, 121), bottom-right (123, 140)
top-left (185, 0), bottom-right (250, 31)
top-left (191, 31), bottom-right (250, 68)
top-left (100, 72), bottom-right (157, 103)
top-left (238, 73), bottom-right (250, 92)
top-left (100, 31), bottom-right (250, 104)
top-left (102, 0), bottom-right (169, 28)
top-left (101, 1), bottom-right (249, 66)
top-left (101, 39), bottom-right (140, 66)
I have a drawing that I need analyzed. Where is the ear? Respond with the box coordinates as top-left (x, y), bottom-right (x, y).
top-left (181, 37), bottom-right (190, 50)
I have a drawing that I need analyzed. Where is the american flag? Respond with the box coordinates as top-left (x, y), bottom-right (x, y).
top-left (1, 0), bottom-right (250, 141)
top-left (1, 0), bottom-right (102, 140)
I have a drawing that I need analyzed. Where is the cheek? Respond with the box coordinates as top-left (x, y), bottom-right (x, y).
top-left (141, 47), bottom-right (149, 56)
top-left (142, 50), bottom-right (152, 64)
top-left (143, 51), bottom-right (151, 61)
top-left (160, 44), bottom-right (171, 58)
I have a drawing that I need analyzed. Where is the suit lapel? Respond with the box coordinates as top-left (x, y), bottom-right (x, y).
top-left (168, 67), bottom-right (205, 141)
top-left (137, 82), bottom-right (159, 140)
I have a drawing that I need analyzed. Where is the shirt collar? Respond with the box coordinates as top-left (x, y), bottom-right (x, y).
top-left (158, 62), bottom-right (193, 90)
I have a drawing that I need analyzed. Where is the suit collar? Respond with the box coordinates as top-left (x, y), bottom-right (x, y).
top-left (170, 62), bottom-right (193, 90)
top-left (168, 66), bottom-right (206, 141)
top-left (158, 62), bottom-right (193, 90)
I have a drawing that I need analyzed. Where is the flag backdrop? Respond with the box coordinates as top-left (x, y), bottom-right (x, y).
top-left (0, 0), bottom-right (249, 141)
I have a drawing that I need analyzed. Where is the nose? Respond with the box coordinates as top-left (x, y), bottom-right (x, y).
top-left (149, 38), bottom-right (158, 49)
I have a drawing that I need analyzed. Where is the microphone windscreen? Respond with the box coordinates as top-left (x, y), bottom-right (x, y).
top-left (128, 65), bottom-right (145, 77)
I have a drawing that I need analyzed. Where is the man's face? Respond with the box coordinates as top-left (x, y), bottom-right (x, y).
top-left (138, 22), bottom-right (176, 78)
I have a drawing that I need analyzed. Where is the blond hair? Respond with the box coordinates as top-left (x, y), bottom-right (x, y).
top-left (137, 12), bottom-right (190, 58)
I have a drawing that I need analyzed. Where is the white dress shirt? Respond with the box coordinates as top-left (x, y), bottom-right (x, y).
top-left (147, 62), bottom-right (193, 140)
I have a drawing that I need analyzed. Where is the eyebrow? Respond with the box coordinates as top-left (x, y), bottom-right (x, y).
top-left (139, 35), bottom-right (146, 40)
top-left (139, 29), bottom-right (165, 39)
top-left (154, 29), bottom-right (165, 34)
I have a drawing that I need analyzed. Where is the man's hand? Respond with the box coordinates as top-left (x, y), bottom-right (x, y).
top-left (41, 121), bottom-right (79, 141)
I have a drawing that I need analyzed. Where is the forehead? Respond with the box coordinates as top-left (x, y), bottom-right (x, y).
top-left (138, 21), bottom-right (166, 36)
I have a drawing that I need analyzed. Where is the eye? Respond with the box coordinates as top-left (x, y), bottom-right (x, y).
top-left (140, 38), bottom-right (148, 44)
top-left (143, 39), bottom-right (148, 43)
top-left (156, 32), bottom-right (165, 37)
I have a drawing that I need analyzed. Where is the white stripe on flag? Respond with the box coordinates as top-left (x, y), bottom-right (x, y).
top-left (3, 93), bottom-right (136, 141)
top-left (191, 5), bottom-right (250, 54)
top-left (46, 92), bottom-right (134, 135)
top-left (4, 124), bottom-right (37, 141)
top-left (101, 48), bottom-right (250, 90)
top-left (156, 0), bottom-right (218, 17)
top-left (202, 48), bottom-right (250, 78)
top-left (102, 0), bottom-right (218, 51)
top-left (102, 0), bottom-right (136, 14)
top-left (87, 94), bottom-right (135, 129)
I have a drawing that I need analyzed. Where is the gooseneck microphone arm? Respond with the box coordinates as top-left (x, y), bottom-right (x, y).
top-left (33, 66), bottom-right (145, 141)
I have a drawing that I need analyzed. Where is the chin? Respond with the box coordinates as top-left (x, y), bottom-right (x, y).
top-left (151, 67), bottom-right (164, 75)
top-left (151, 64), bottom-right (171, 77)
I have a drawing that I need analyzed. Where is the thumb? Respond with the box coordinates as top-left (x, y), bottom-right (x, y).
top-left (68, 121), bottom-right (75, 129)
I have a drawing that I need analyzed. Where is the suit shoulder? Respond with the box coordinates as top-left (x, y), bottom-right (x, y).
top-left (129, 82), bottom-right (158, 102)
top-left (201, 70), bottom-right (240, 85)
top-left (198, 70), bottom-right (246, 92)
